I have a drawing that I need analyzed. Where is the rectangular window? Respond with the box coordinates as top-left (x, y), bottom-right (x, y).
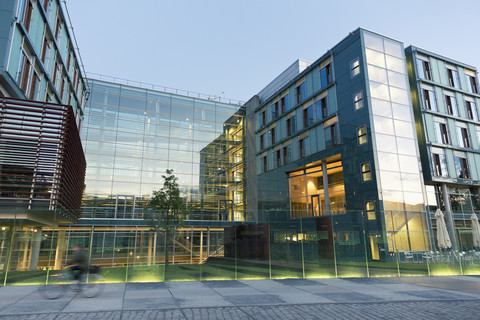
top-left (321, 97), bottom-right (327, 119)
top-left (299, 138), bottom-right (306, 158)
top-left (320, 64), bottom-right (333, 88)
top-left (467, 75), bottom-right (478, 94)
top-left (350, 58), bottom-right (360, 78)
top-left (66, 51), bottom-right (72, 71)
top-left (433, 153), bottom-right (448, 177)
top-left (303, 106), bottom-right (313, 128)
top-left (447, 68), bottom-right (459, 88)
top-left (358, 126), bottom-right (367, 145)
top-left (260, 110), bottom-right (266, 127)
top-left (283, 146), bottom-right (289, 164)
top-left (271, 127), bottom-right (276, 145)
top-left (366, 201), bottom-right (376, 220)
top-left (445, 95), bottom-right (458, 116)
top-left (43, 0), bottom-right (49, 11)
top-left (416, 59), bottom-right (432, 80)
top-left (262, 156), bottom-right (268, 173)
top-left (434, 122), bottom-right (450, 144)
top-left (456, 126), bottom-right (471, 148)
top-left (465, 100), bottom-right (478, 121)
top-left (354, 91), bottom-right (364, 110)
top-left (28, 71), bottom-right (39, 100)
top-left (271, 101), bottom-right (279, 119)
top-left (260, 134), bottom-right (265, 150)
top-left (276, 150), bottom-right (281, 168)
top-left (23, 0), bottom-right (33, 32)
top-left (280, 94), bottom-right (290, 113)
top-left (20, 55), bottom-right (31, 93)
top-left (286, 117), bottom-right (296, 137)
top-left (361, 162), bottom-right (372, 182)
top-left (422, 89), bottom-right (437, 111)
top-left (55, 17), bottom-right (62, 40)
top-left (455, 156), bottom-right (470, 179)
top-left (296, 82), bottom-right (306, 104)
top-left (325, 124), bottom-right (337, 147)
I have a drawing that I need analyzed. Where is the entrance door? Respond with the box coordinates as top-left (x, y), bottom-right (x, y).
top-left (311, 195), bottom-right (320, 217)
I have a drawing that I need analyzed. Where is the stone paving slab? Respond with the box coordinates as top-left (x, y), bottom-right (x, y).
top-left (0, 276), bottom-right (480, 319)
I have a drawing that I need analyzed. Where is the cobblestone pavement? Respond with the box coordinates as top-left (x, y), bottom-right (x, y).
top-left (1, 300), bottom-right (480, 320)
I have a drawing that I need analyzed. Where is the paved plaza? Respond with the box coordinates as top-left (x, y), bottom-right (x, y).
top-left (1, 276), bottom-right (480, 319)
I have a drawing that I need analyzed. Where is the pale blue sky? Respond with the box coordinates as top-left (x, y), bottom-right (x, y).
top-left (66, 0), bottom-right (480, 102)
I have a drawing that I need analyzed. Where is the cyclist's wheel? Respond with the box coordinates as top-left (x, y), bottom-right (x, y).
top-left (40, 274), bottom-right (67, 299)
top-left (80, 274), bottom-right (105, 298)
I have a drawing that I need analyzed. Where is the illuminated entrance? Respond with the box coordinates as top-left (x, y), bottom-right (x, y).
top-left (288, 155), bottom-right (345, 218)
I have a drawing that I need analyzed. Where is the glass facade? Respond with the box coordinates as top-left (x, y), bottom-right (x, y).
top-left (81, 79), bottom-right (245, 221)
top-left (364, 31), bottom-right (430, 252)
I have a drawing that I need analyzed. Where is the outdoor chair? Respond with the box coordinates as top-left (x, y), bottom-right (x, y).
top-left (404, 251), bottom-right (414, 262)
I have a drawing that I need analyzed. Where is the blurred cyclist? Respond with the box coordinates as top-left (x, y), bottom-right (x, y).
top-left (67, 244), bottom-right (88, 281)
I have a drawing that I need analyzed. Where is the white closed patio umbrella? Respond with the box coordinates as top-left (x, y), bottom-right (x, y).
top-left (435, 209), bottom-right (452, 249)
top-left (470, 213), bottom-right (480, 248)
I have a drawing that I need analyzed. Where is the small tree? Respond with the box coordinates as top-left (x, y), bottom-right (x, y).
top-left (144, 169), bottom-right (185, 271)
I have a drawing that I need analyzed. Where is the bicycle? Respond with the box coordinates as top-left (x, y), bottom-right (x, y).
top-left (40, 266), bottom-right (105, 299)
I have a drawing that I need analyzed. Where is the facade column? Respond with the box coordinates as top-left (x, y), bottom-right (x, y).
top-left (441, 183), bottom-right (458, 250)
top-left (199, 230), bottom-right (203, 263)
top-left (29, 228), bottom-right (42, 271)
top-left (54, 230), bottom-right (66, 270)
top-left (322, 160), bottom-right (331, 214)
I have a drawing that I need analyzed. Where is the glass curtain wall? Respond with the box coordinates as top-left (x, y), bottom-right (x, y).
top-left (3, 212), bottom-right (479, 285)
top-left (81, 79), bottom-right (245, 221)
top-left (363, 31), bottom-right (431, 254)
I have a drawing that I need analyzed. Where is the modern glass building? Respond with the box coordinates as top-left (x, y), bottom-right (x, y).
top-left (406, 46), bottom-right (480, 251)
top-left (249, 29), bottom-right (430, 261)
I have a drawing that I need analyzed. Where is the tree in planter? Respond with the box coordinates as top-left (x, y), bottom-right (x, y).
top-left (144, 169), bottom-right (185, 271)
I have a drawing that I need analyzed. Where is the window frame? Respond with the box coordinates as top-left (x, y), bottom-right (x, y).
top-left (357, 126), bottom-right (367, 145)
top-left (350, 57), bottom-right (360, 78)
top-left (361, 162), bottom-right (372, 182)
top-left (354, 90), bottom-right (364, 110)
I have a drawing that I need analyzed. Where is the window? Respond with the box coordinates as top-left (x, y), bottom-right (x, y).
top-left (23, 0), bottom-right (33, 32)
top-left (262, 156), bottom-right (268, 173)
top-left (271, 101), bottom-right (279, 119)
top-left (55, 17), bottom-right (62, 40)
top-left (303, 106), bottom-right (313, 128)
top-left (280, 94), bottom-right (289, 113)
top-left (41, 37), bottom-right (51, 66)
top-left (434, 121), bottom-right (450, 144)
top-left (296, 82), bottom-right (306, 104)
top-left (43, 0), bottom-right (49, 11)
top-left (465, 100), bottom-right (478, 121)
top-left (422, 89), bottom-right (437, 111)
top-left (433, 153), bottom-right (448, 177)
top-left (416, 58), bottom-right (432, 80)
top-left (260, 110), bottom-right (266, 127)
top-left (361, 162), bottom-right (372, 182)
top-left (17, 51), bottom-right (31, 92)
top-left (270, 127), bottom-right (276, 145)
top-left (366, 201), bottom-right (376, 220)
top-left (286, 117), bottom-right (295, 136)
top-left (350, 58), bottom-right (360, 78)
top-left (325, 124), bottom-right (337, 147)
top-left (320, 64), bottom-right (333, 88)
top-left (66, 51), bottom-right (72, 71)
top-left (299, 138), bottom-right (308, 158)
top-left (466, 74), bottom-right (478, 94)
top-left (456, 126), bottom-right (471, 148)
top-left (455, 156), bottom-right (470, 179)
top-left (283, 146), bottom-right (290, 164)
top-left (260, 134), bottom-right (265, 150)
top-left (476, 128), bottom-right (480, 149)
top-left (315, 97), bottom-right (327, 120)
top-left (276, 150), bottom-right (281, 168)
top-left (445, 94), bottom-right (458, 116)
top-left (447, 67), bottom-right (459, 88)
top-left (358, 126), bottom-right (367, 145)
top-left (28, 71), bottom-right (39, 100)
top-left (354, 91), bottom-right (364, 110)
